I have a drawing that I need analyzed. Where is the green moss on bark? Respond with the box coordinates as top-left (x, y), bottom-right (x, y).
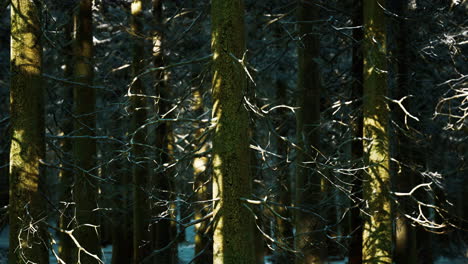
top-left (211, 0), bottom-right (255, 263)
top-left (9, 1), bottom-right (48, 263)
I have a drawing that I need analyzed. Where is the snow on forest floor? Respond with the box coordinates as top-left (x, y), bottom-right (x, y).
top-left (1, 225), bottom-right (467, 264)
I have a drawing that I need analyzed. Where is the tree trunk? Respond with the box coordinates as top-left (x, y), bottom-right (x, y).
top-left (349, 0), bottom-right (364, 263)
top-left (295, 1), bottom-right (326, 263)
top-left (149, 1), bottom-right (177, 263)
top-left (129, 1), bottom-right (152, 263)
top-left (72, 0), bottom-right (101, 262)
top-left (9, 0), bottom-right (49, 263)
top-left (58, 2), bottom-right (76, 262)
top-left (362, 0), bottom-right (392, 263)
top-left (211, 0), bottom-right (255, 263)
top-left (275, 79), bottom-right (294, 263)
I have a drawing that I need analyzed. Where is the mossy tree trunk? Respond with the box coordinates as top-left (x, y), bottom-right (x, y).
top-left (362, 0), bottom-right (392, 263)
top-left (72, 0), bottom-right (101, 262)
top-left (151, 1), bottom-right (177, 263)
top-left (295, 1), bottom-right (326, 263)
top-left (9, 0), bottom-right (48, 263)
top-left (349, 0), bottom-right (364, 263)
top-left (211, 0), bottom-right (255, 263)
top-left (129, 1), bottom-right (152, 263)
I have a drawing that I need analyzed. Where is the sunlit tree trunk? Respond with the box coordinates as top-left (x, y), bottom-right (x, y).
top-left (295, 1), bottom-right (326, 263)
top-left (211, 0), bottom-right (255, 263)
top-left (72, 0), bottom-right (101, 262)
top-left (362, 1), bottom-right (392, 263)
top-left (9, 1), bottom-right (48, 263)
top-left (349, 0), bottom-right (363, 263)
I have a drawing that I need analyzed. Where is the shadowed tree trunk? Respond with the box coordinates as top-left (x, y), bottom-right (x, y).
top-left (58, 1), bottom-right (76, 262)
top-left (151, 1), bottom-right (177, 263)
top-left (129, 0), bottom-right (152, 263)
top-left (72, 0), bottom-right (101, 262)
top-left (349, 0), bottom-right (363, 263)
top-left (211, 0), bottom-right (255, 263)
top-left (362, 0), bottom-right (392, 263)
top-left (9, 0), bottom-right (48, 263)
top-left (295, 1), bottom-right (327, 263)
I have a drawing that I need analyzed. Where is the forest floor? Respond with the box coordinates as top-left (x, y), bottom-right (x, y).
top-left (0, 225), bottom-right (467, 263)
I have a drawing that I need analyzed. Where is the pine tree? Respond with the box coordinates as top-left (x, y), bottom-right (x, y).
top-left (211, 0), bottom-right (255, 263)
top-left (362, 0), bottom-right (392, 263)
top-left (9, 0), bottom-right (49, 263)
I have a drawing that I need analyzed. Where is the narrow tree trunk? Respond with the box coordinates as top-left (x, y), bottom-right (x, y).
top-left (211, 0), bottom-right (255, 263)
top-left (275, 79), bottom-right (294, 263)
top-left (58, 2), bottom-right (76, 262)
top-left (72, 0), bottom-right (101, 262)
top-left (9, 1), bottom-right (48, 263)
top-left (391, 1), bottom-right (417, 263)
top-left (192, 77), bottom-right (213, 264)
top-left (295, 1), bottom-right (326, 263)
top-left (151, 1), bottom-right (177, 263)
top-left (349, 0), bottom-right (364, 263)
top-left (129, 1), bottom-right (152, 263)
top-left (362, 0), bottom-right (392, 263)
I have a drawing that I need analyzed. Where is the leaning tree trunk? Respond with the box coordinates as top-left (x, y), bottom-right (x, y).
top-left (72, 0), bottom-right (101, 262)
top-left (9, 0), bottom-right (49, 263)
top-left (211, 0), bottom-right (255, 263)
top-left (362, 0), bottom-right (392, 263)
top-left (295, 1), bottom-right (327, 263)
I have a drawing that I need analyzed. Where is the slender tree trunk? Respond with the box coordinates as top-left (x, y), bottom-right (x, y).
top-left (58, 2), bottom-right (76, 262)
top-left (129, 1), bottom-right (152, 263)
top-left (72, 0), bottom-right (101, 262)
top-left (362, 0), bottom-right (392, 263)
top-left (211, 0), bottom-right (255, 263)
top-left (295, 1), bottom-right (326, 263)
top-left (151, 1), bottom-right (177, 263)
top-left (391, 1), bottom-right (417, 263)
top-left (349, 0), bottom-right (364, 263)
top-left (192, 74), bottom-right (213, 264)
top-left (9, 1), bottom-right (48, 263)
top-left (275, 79), bottom-right (294, 263)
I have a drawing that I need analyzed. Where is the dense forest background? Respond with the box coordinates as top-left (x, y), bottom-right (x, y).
top-left (0, 0), bottom-right (467, 263)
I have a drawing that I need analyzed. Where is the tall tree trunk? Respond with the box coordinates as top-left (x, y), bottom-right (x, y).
top-left (58, 1), bottom-right (76, 262)
top-left (151, 1), bottom-right (177, 263)
top-left (362, 0), bottom-right (392, 263)
top-left (211, 0), bottom-right (255, 263)
top-left (349, 0), bottom-right (364, 263)
top-left (129, 1), bottom-right (152, 263)
top-left (72, 0), bottom-right (101, 262)
top-left (391, 1), bottom-right (417, 263)
top-left (192, 71), bottom-right (213, 264)
top-left (9, 0), bottom-right (49, 263)
top-left (295, 1), bottom-right (326, 263)
top-left (275, 79), bottom-right (294, 263)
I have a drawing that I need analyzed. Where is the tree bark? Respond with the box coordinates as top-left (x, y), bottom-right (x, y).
top-left (349, 0), bottom-right (364, 263)
top-left (211, 0), bottom-right (255, 263)
top-left (295, 1), bottom-right (326, 263)
top-left (72, 0), bottom-right (101, 262)
top-left (362, 0), bottom-right (392, 263)
top-left (9, 0), bottom-right (49, 263)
